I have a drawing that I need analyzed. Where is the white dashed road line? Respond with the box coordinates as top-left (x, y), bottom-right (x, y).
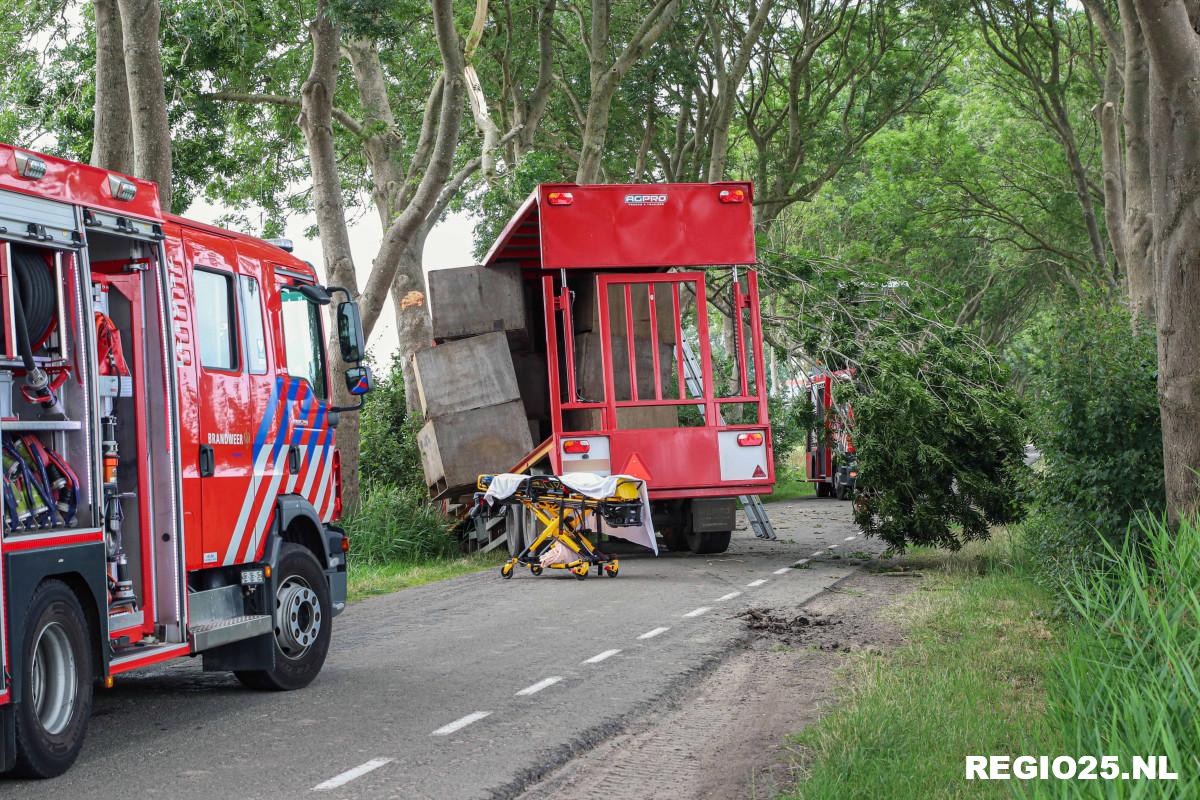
top-left (716, 591), bottom-right (742, 601)
top-left (431, 711), bottom-right (491, 736)
top-left (516, 676), bottom-right (563, 697)
top-left (583, 649), bottom-right (621, 664)
top-left (793, 558), bottom-right (810, 567)
top-left (683, 607), bottom-right (711, 618)
top-left (747, 579), bottom-right (767, 587)
top-left (810, 550), bottom-right (825, 558)
top-left (773, 567), bottom-right (791, 575)
top-left (845, 535), bottom-right (857, 541)
top-left (312, 758), bottom-right (393, 791)
top-left (639, 626), bottom-right (670, 640)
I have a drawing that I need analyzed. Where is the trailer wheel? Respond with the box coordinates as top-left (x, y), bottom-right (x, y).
top-left (816, 481), bottom-right (832, 498)
top-left (13, 579), bottom-right (93, 779)
top-left (687, 530), bottom-right (731, 554)
top-left (235, 544), bottom-right (331, 692)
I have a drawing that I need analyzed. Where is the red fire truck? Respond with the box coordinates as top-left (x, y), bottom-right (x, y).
top-left (0, 143), bottom-right (372, 777)
top-left (804, 369), bottom-right (857, 499)
top-left (488, 182), bottom-right (775, 554)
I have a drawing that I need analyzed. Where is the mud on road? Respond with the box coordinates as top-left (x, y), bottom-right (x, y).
top-left (516, 566), bottom-right (921, 800)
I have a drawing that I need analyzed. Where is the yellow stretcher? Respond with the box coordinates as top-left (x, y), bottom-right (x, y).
top-left (474, 474), bottom-right (644, 580)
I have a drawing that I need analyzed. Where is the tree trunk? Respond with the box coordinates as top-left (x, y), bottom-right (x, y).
top-left (116, 0), bottom-right (173, 210)
top-left (298, 1), bottom-right (363, 512)
top-left (91, 0), bottom-right (135, 174)
top-left (1120, 0), bottom-right (1156, 328)
top-left (388, 237), bottom-right (433, 414)
top-left (1132, 0), bottom-right (1200, 523)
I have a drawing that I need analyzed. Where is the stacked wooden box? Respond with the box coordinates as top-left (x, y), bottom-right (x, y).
top-left (414, 265), bottom-right (536, 498)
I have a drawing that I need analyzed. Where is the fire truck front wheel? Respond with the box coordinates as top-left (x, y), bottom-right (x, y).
top-left (13, 580), bottom-right (93, 779)
top-left (235, 544), bottom-right (332, 692)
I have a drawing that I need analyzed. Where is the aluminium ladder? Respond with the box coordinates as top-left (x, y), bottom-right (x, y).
top-left (679, 340), bottom-right (777, 540)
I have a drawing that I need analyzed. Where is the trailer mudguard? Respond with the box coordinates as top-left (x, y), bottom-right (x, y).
top-left (3, 542), bottom-right (108, 699)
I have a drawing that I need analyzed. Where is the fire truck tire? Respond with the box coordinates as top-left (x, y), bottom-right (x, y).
top-left (834, 474), bottom-right (848, 501)
top-left (816, 481), bottom-right (832, 498)
top-left (12, 580), bottom-right (93, 779)
top-left (235, 544), bottom-right (331, 692)
top-left (687, 530), bottom-right (731, 554)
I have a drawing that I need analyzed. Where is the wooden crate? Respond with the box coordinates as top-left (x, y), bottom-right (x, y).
top-left (416, 399), bottom-right (534, 498)
top-left (573, 332), bottom-right (676, 402)
top-left (564, 405), bottom-right (679, 431)
top-left (412, 332), bottom-right (520, 419)
top-left (569, 278), bottom-right (678, 344)
top-left (428, 264), bottom-right (528, 343)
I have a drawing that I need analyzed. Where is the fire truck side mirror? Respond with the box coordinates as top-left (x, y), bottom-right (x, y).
top-left (344, 365), bottom-right (374, 397)
top-left (337, 300), bottom-right (365, 363)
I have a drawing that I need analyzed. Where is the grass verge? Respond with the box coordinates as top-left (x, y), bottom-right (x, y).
top-left (343, 482), bottom-right (503, 602)
top-left (780, 536), bottom-right (1060, 799)
top-left (347, 552), bottom-right (505, 602)
top-left (764, 469), bottom-right (817, 503)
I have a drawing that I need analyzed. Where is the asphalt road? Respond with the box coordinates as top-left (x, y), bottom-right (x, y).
top-left (5, 496), bottom-right (883, 799)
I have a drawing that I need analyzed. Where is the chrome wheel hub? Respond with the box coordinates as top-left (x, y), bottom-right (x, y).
top-left (31, 621), bottom-right (77, 735)
top-left (275, 577), bottom-right (321, 659)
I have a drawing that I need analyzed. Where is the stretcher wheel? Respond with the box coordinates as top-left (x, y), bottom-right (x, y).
top-left (572, 565), bottom-right (588, 580)
top-left (604, 563), bottom-right (619, 578)
top-left (500, 562), bottom-right (515, 579)
top-left (530, 565), bottom-right (543, 576)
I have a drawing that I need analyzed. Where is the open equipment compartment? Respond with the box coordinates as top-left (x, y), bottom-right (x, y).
top-left (0, 181), bottom-right (184, 650)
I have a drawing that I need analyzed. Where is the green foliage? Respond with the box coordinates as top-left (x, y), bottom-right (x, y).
top-left (343, 483), bottom-right (455, 566)
top-left (769, 390), bottom-right (816, 464)
top-left (358, 355), bottom-right (424, 492)
top-left (1017, 302), bottom-right (1163, 583)
top-left (849, 327), bottom-right (1029, 550)
top-left (1032, 514), bottom-right (1200, 799)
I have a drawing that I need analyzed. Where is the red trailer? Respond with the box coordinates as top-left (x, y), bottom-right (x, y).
top-left (487, 183), bottom-right (774, 555)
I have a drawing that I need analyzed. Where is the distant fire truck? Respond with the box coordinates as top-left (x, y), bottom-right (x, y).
top-left (804, 369), bottom-right (857, 499)
top-left (0, 143), bottom-right (372, 777)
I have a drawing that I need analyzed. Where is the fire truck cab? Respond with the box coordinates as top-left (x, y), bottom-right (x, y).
top-left (804, 369), bottom-right (856, 500)
top-left (0, 143), bottom-right (370, 777)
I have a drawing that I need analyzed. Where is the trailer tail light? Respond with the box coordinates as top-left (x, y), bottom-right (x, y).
top-left (718, 188), bottom-right (746, 204)
top-left (14, 151), bottom-right (47, 180)
top-left (547, 191), bottom-right (574, 206)
top-left (737, 432), bottom-right (764, 447)
top-left (332, 450), bottom-right (343, 520)
top-left (562, 439), bottom-right (590, 454)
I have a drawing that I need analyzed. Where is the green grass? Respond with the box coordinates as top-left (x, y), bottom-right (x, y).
top-left (764, 469), bottom-right (817, 503)
top-left (1025, 515), bottom-right (1200, 799)
top-left (780, 535), bottom-right (1060, 799)
top-left (347, 552), bottom-right (505, 602)
top-left (342, 482), bottom-right (503, 602)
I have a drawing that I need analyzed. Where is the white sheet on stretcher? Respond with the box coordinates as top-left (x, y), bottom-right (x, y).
top-left (483, 472), bottom-right (658, 555)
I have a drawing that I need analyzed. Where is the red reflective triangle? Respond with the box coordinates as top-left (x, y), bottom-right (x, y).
top-left (619, 452), bottom-right (654, 482)
top-left (753, 465), bottom-right (766, 478)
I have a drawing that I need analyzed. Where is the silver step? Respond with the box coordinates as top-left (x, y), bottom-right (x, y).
top-left (190, 614), bottom-right (272, 652)
top-left (679, 340), bottom-right (777, 540)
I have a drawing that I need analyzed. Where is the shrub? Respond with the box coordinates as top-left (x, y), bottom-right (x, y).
top-left (848, 327), bottom-right (1029, 550)
top-left (344, 483), bottom-right (456, 566)
top-left (1019, 302), bottom-right (1163, 583)
top-left (359, 355), bottom-right (425, 493)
